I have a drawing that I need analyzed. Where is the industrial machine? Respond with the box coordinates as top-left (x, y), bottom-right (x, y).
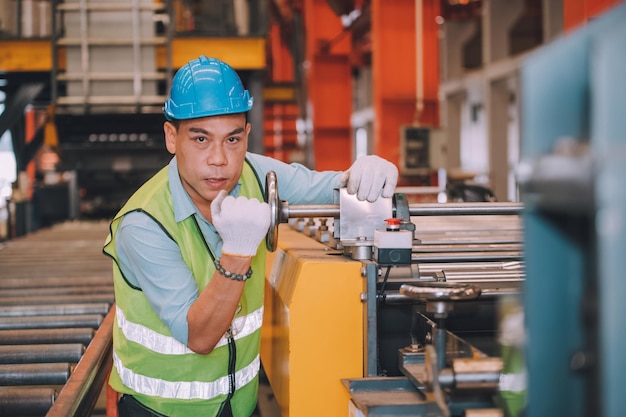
top-left (261, 170), bottom-right (525, 417)
top-left (261, 3), bottom-right (626, 416)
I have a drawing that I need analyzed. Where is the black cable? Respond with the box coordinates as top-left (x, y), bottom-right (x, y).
top-left (377, 266), bottom-right (392, 299)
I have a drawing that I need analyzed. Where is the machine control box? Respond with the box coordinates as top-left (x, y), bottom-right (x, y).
top-left (373, 219), bottom-right (413, 265)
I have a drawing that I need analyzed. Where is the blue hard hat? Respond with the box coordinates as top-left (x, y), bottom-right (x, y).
top-left (163, 56), bottom-right (254, 120)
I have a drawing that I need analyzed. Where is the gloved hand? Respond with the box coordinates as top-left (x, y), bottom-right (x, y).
top-left (340, 155), bottom-right (399, 202)
top-left (211, 190), bottom-right (271, 257)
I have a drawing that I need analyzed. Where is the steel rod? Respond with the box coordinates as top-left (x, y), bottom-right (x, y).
top-left (418, 261), bottom-right (523, 272)
top-left (286, 204), bottom-right (339, 218)
top-left (382, 287), bottom-right (521, 303)
top-left (0, 344), bottom-right (85, 364)
top-left (408, 202), bottom-right (523, 216)
top-left (284, 202), bottom-right (523, 219)
top-left (412, 252), bottom-right (523, 263)
top-left (412, 244), bottom-right (523, 253)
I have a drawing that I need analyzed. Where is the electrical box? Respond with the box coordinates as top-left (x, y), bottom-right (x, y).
top-left (399, 126), bottom-right (430, 176)
top-left (399, 125), bottom-right (446, 175)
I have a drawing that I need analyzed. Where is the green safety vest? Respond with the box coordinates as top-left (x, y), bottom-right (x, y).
top-left (103, 160), bottom-right (266, 417)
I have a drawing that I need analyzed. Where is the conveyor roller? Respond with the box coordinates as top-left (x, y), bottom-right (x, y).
top-left (0, 221), bottom-right (114, 417)
top-left (0, 344), bottom-right (85, 364)
top-left (0, 328), bottom-right (95, 345)
top-left (0, 363), bottom-right (72, 386)
top-left (0, 314), bottom-right (104, 330)
top-left (0, 388), bottom-right (57, 416)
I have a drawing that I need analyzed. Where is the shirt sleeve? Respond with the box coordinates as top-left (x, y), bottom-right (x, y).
top-left (246, 152), bottom-right (343, 204)
top-left (115, 211), bottom-right (197, 345)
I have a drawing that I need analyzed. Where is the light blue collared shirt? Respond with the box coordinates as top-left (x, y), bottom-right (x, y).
top-left (115, 153), bottom-right (342, 345)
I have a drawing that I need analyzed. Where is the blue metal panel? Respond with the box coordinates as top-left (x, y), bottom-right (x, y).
top-left (592, 21), bottom-right (626, 417)
top-left (520, 3), bottom-right (626, 417)
top-left (520, 30), bottom-right (590, 158)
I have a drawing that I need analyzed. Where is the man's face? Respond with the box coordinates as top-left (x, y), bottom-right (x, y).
top-left (164, 113), bottom-right (250, 211)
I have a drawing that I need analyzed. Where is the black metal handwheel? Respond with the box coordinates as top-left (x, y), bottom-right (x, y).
top-left (265, 171), bottom-right (280, 252)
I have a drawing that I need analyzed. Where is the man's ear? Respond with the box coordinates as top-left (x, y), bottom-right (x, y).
top-left (164, 121), bottom-right (176, 154)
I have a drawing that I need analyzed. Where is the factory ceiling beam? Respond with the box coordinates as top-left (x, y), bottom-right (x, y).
top-left (0, 41), bottom-right (55, 72)
top-left (158, 38), bottom-right (267, 70)
top-left (0, 38), bottom-right (265, 73)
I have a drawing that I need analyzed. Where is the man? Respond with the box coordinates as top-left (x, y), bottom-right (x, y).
top-left (103, 55), bottom-right (398, 417)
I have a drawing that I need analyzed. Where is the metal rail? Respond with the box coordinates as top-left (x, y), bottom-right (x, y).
top-left (283, 201), bottom-right (523, 219)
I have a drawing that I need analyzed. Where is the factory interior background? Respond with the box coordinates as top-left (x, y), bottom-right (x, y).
top-left (0, 0), bottom-right (625, 416)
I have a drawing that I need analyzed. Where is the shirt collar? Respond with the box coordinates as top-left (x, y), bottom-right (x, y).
top-left (167, 156), bottom-right (243, 223)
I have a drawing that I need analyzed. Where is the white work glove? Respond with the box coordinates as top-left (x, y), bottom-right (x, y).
top-left (339, 155), bottom-right (399, 202)
top-left (211, 190), bottom-right (271, 257)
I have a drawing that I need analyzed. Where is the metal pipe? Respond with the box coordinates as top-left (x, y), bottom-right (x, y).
top-left (0, 344), bottom-right (85, 364)
top-left (408, 202), bottom-right (523, 216)
top-left (0, 363), bottom-right (72, 385)
top-left (283, 202), bottom-right (523, 219)
top-left (0, 387), bottom-right (56, 416)
top-left (0, 328), bottom-right (94, 345)
top-left (412, 244), bottom-right (523, 253)
top-left (453, 370), bottom-right (501, 390)
top-left (286, 204), bottom-right (339, 218)
top-left (412, 252), bottom-right (523, 263)
top-left (0, 314), bottom-right (103, 330)
top-left (382, 287), bottom-right (521, 303)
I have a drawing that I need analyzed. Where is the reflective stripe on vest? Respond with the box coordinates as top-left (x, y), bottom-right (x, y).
top-left (115, 305), bottom-right (264, 355)
top-left (113, 352), bottom-right (260, 400)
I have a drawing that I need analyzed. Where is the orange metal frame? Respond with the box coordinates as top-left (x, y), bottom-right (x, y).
top-left (264, 20), bottom-right (300, 163)
top-left (303, 0), bottom-right (352, 171)
top-left (371, 0), bottom-right (440, 170)
top-left (563, 0), bottom-right (624, 30)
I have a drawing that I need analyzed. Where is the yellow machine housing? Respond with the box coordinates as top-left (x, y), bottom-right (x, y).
top-left (262, 225), bottom-right (364, 417)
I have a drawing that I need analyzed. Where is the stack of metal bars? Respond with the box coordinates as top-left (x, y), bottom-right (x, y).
top-left (409, 214), bottom-right (525, 293)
